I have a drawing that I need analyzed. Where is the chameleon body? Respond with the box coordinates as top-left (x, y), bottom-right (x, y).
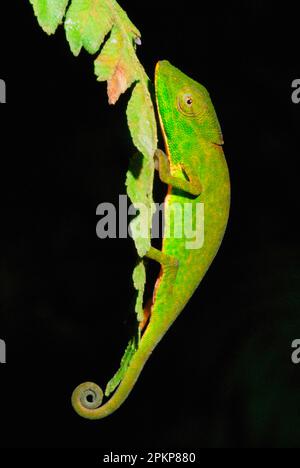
top-left (72, 61), bottom-right (230, 419)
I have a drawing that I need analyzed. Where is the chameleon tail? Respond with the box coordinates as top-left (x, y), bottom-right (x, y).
top-left (72, 249), bottom-right (176, 419)
top-left (71, 318), bottom-right (163, 419)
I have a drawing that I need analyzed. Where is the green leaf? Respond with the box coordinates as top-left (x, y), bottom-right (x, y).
top-left (126, 151), bottom-right (155, 257)
top-left (105, 336), bottom-right (138, 397)
top-left (132, 260), bottom-right (146, 322)
top-left (29, 0), bottom-right (157, 250)
top-left (127, 81), bottom-right (157, 159)
top-left (29, 0), bottom-right (69, 34)
top-left (64, 0), bottom-right (115, 56)
top-left (126, 82), bottom-right (157, 256)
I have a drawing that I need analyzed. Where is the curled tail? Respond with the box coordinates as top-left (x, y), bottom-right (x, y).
top-left (72, 246), bottom-right (177, 419)
top-left (71, 314), bottom-right (162, 419)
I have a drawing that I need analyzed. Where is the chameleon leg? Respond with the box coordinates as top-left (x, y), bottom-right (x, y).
top-left (145, 246), bottom-right (179, 286)
top-left (145, 247), bottom-right (179, 300)
top-left (143, 246), bottom-right (179, 325)
top-left (145, 246), bottom-right (178, 268)
top-left (139, 248), bottom-right (178, 334)
top-left (155, 149), bottom-right (202, 196)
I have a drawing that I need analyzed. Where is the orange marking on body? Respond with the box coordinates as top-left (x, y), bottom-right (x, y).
top-left (139, 298), bottom-right (152, 332)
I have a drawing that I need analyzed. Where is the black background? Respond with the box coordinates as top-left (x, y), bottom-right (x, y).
top-left (0, 1), bottom-right (299, 449)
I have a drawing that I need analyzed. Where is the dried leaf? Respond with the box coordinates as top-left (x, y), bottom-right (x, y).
top-left (95, 26), bottom-right (137, 104)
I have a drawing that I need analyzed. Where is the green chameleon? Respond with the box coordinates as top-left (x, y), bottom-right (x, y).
top-left (72, 60), bottom-right (231, 419)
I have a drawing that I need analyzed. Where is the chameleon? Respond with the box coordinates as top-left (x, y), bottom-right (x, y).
top-left (71, 60), bottom-right (231, 419)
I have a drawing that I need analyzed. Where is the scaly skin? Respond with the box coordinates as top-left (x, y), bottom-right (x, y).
top-left (72, 61), bottom-right (230, 419)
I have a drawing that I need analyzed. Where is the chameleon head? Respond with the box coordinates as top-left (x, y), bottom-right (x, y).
top-left (155, 60), bottom-right (223, 150)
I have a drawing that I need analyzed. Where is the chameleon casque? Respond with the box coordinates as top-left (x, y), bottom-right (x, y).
top-left (72, 60), bottom-right (231, 419)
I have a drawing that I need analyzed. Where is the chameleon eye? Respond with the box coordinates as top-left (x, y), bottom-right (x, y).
top-left (177, 88), bottom-right (203, 118)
